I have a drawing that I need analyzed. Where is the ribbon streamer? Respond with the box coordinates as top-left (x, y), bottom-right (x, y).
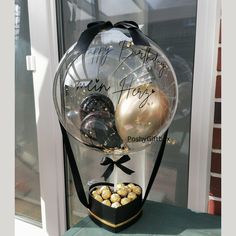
top-left (76, 20), bottom-right (150, 54)
top-left (100, 155), bottom-right (135, 181)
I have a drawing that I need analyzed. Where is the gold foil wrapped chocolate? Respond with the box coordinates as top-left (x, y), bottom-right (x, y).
top-left (132, 186), bottom-right (142, 195)
top-left (127, 183), bottom-right (136, 190)
top-left (125, 186), bottom-right (132, 193)
top-left (94, 194), bottom-right (103, 202)
top-left (121, 197), bottom-right (131, 205)
top-left (116, 183), bottom-right (125, 190)
top-left (96, 188), bottom-right (102, 195)
top-left (100, 186), bottom-right (110, 192)
top-left (101, 189), bottom-right (111, 200)
top-left (117, 188), bottom-right (128, 197)
top-left (127, 192), bottom-right (137, 201)
top-left (102, 199), bottom-right (111, 207)
top-left (92, 190), bottom-right (99, 196)
top-left (111, 202), bottom-right (121, 208)
top-left (110, 193), bottom-right (121, 203)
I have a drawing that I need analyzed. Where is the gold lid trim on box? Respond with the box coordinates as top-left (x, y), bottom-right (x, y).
top-left (88, 209), bottom-right (142, 228)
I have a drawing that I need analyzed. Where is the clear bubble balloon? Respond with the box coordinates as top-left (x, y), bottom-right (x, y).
top-left (53, 28), bottom-right (178, 154)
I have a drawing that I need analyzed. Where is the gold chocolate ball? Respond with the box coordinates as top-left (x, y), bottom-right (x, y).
top-left (102, 199), bottom-right (111, 207)
top-left (101, 189), bottom-right (111, 200)
top-left (95, 188), bottom-right (102, 195)
top-left (100, 186), bottom-right (110, 192)
top-left (121, 197), bottom-right (131, 205)
top-left (116, 183), bottom-right (125, 190)
top-left (125, 186), bottom-right (132, 193)
top-left (111, 202), bottom-right (121, 208)
top-left (110, 193), bottom-right (121, 203)
top-left (127, 192), bottom-right (137, 201)
top-left (127, 183), bottom-right (136, 190)
top-left (132, 186), bottom-right (142, 195)
top-left (117, 188), bottom-right (128, 197)
top-left (92, 190), bottom-right (99, 196)
top-left (115, 84), bottom-right (169, 142)
top-left (93, 194), bottom-right (103, 202)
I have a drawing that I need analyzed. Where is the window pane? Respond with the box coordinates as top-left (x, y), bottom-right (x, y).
top-left (15, 0), bottom-right (42, 224)
top-left (57, 0), bottom-right (197, 227)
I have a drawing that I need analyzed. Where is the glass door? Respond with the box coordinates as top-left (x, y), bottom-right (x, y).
top-left (15, 0), bottom-right (42, 225)
top-left (56, 0), bottom-right (198, 228)
top-left (15, 0), bottom-right (66, 235)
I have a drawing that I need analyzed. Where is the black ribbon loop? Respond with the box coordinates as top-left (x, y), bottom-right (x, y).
top-left (100, 155), bottom-right (135, 181)
top-left (76, 20), bottom-right (150, 54)
top-left (114, 21), bottom-right (150, 46)
top-left (76, 21), bottom-right (113, 54)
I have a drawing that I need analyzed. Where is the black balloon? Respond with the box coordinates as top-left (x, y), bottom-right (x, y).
top-left (80, 93), bottom-right (115, 120)
top-left (80, 111), bottom-right (122, 149)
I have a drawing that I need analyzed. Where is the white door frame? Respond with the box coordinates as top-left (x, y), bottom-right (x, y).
top-left (15, 0), bottom-right (221, 235)
top-left (188, 0), bottom-right (221, 212)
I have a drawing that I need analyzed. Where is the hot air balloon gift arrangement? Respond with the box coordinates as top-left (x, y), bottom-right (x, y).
top-left (53, 21), bottom-right (178, 232)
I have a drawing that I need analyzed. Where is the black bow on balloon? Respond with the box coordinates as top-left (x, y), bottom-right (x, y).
top-left (76, 21), bottom-right (150, 54)
top-left (100, 155), bottom-right (135, 181)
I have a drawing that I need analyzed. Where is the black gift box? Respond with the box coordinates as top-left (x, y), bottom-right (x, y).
top-left (88, 182), bottom-right (142, 232)
top-left (59, 120), bottom-right (168, 233)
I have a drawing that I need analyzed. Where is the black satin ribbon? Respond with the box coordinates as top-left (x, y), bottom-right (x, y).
top-left (76, 20), bottom-right (150, 54)
top-left (60, 123), bottom-right (89, 208)
top-left (100, 155), bottom-right (135, 181)
top-left (141, 129), bottom-right (168, 207)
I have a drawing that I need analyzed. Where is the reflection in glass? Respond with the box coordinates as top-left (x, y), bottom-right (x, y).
top-left (57, 0), bottom-right (197, 227)
top-left (15, 0), bottom-right (41, 224)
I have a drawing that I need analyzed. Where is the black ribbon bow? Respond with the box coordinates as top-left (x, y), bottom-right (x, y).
top-left (100, 155), bottom-right (135, 181)
top-left (76, 20), bottom-right (150, 54)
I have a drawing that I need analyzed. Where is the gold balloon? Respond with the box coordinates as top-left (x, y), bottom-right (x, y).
top-left (115, 84), bottom-right (169, 143)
